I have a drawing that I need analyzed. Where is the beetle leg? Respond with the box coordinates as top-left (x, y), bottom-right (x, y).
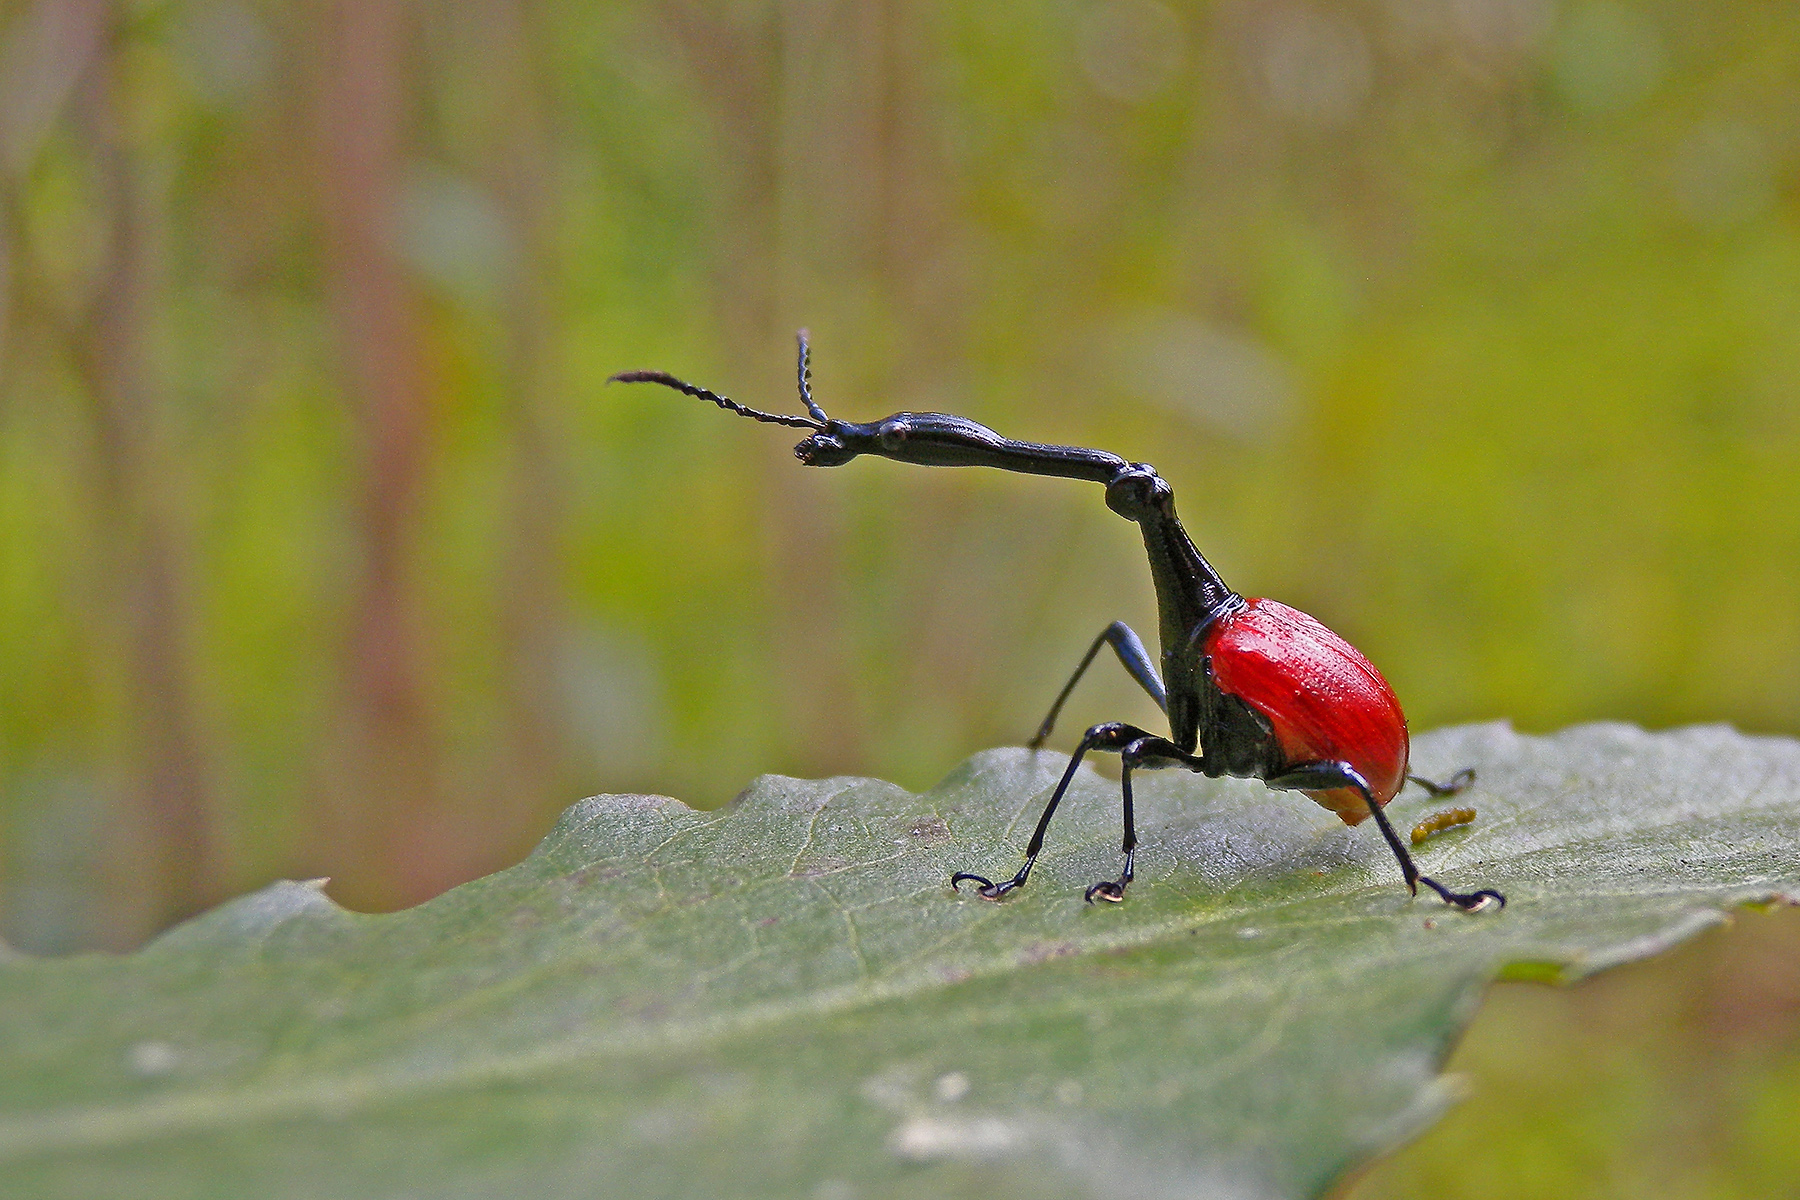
top-left (1406, 767), bottom-right (1475, 797)
top-left (953, 721), bottom-right (1163, 901)
top-left (1265, 761), bottom-right (1506, 912)
top-left (1081, 734), bottom-right (1204, 902)
top-left (1030, 622), bottom-right (1167, 749)
top-left (1083, 741), bottom-right (1140, 903)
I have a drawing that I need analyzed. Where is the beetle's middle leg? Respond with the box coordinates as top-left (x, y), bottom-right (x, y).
top-left (1030, 621), bottom-right (1167, 748)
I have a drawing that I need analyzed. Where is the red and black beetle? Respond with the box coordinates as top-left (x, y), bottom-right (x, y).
top-left (613, 333), bottom-right (1504, 911)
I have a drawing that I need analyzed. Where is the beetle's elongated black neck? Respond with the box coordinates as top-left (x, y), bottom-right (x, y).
top-left (1135, 502), bottom-right (1239, 649)
top-left (795, 412), bottom-right (1238, 638)
top-left (796, 413), bottom-right (1125, 483)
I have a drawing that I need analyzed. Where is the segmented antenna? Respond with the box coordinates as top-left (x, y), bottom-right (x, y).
top-left (795, 329), bottom-right (829, 424)
top-left (607, 368), bottom-right (825, 431)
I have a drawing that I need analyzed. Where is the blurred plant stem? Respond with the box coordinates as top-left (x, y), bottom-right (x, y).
top-left (72, 4), bottom-right (219, 934)
top-left (480, 0), bottom-right (576, 883)
top-left (317, 0), bottom-right (439, 909)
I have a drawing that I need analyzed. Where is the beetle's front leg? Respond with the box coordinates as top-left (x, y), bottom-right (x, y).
top-left (952, 722), bottom-right (1156, 900)
top-left (1081, 734), bottom-right (1205, 903)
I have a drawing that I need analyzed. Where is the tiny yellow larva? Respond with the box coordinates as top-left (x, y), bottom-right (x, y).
top-left (1410, 807), bottom-right (1477, 846)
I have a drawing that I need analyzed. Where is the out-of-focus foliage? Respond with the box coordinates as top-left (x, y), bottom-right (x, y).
top-left (1347, 903), bottom-right (1800, 1200)
top-left (0, 0), bottom-right (1797, 1191)
top-left (4, 0), bottom-right (1796, 945)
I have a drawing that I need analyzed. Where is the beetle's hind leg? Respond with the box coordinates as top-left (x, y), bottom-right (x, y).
top-left (1406, 767), bottom-right (1475, 797)
top-left (1265, 761), bottom-right (1505, 912)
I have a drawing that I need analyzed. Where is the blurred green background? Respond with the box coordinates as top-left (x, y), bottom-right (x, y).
top-left (0, 0), bottom-right (1795, 1193)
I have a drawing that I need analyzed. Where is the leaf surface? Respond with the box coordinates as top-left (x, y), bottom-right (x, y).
top-left (1, 723), bottom-right (1796, 1200)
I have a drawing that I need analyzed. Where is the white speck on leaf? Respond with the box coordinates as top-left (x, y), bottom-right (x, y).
top-left (126, 1040), bottom-right (178, 1076)
top-left (890, 1116), bottom-right (1025, 1161)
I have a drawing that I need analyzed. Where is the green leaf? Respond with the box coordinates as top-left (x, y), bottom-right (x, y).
top-left (1, 722), bottom-right (1795, 1200)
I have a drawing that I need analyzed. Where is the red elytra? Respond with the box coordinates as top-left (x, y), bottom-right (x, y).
top-left (1202, 598), bottom-right (1409, 826)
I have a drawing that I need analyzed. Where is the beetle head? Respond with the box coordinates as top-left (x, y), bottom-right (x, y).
top-left (794, 428), bottom-right (859, 466)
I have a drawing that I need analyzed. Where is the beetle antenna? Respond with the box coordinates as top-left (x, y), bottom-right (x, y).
top-left (608, 367), bottom-right (826, 432)
top-left (795, 329), bottom-right (830, 424)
